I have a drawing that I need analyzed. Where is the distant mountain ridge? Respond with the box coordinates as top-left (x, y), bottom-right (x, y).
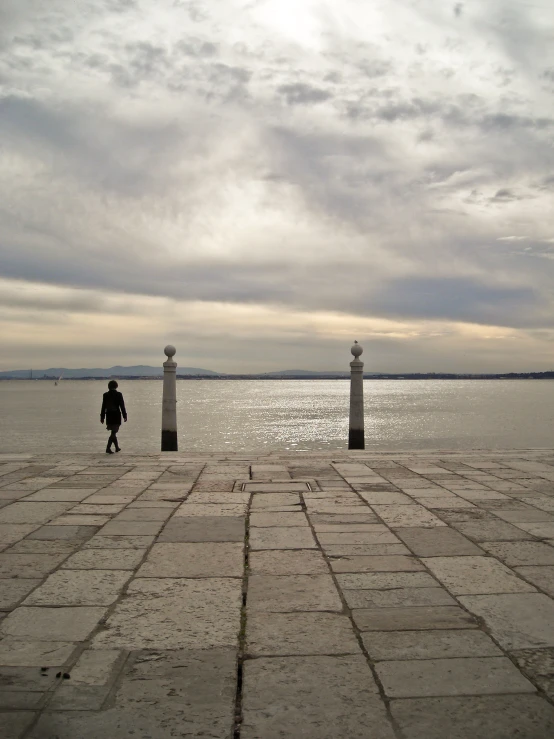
top-left (0, 365), bottom-right (219, 378)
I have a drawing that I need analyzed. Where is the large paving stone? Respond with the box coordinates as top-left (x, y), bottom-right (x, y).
top-left (159, 516), bottom-right (245, 542)
top-left (61, 548), bottom-right (145, 570)
top-left (186, 492), bottom-right (250, 504)
top-left (241, 656), bottom-right (395, 739)
top-left (376, 657), bottom-right (534, 698)
top-left (1, 607), bottom-right (106, 641)
top-left (111, 507), bottom-right (173, 522)
top-left (394, 527), bottom-right (483, 556)
top-left (83, 535), bottom-right (155, 549)
top-left (243, 482), bottom-right (311, 492)
top-left (511, 521), bottom-right (554, 538)
top-left (309, 513), bottom-right (380, 524)
top-left (344, 587), bottom-right (456, 608)
top-left (249, 550), bottom-right (328, 575)
top-left (27, 648), bottom-right (237, 739)
top-left (362, 629), bottom-right (502, 661)
top-left (137, 542), bottom-right (244, 577)
top-left (452, 520), bottom-right (536, 541)
top-left (91, 577), bottom-right (241, 650)
top-left (25, 489), bottom-right (93, 502)
top-left (68, 649), bottom-right (123, 686)
top-left (329, 555), bottom-right (424, 573)
top-left (357, 491), bottom-right (414, 505)
top-left (493, 508), bottom-right (554, 522)
top-left (98, 520), bottom-right (164, 536)
top-left (0, 637), bottom-right (77, 666)
top-left (372, 505), bottom-right (447, 528)
top-left (248, 575), bottom-right (342, 612)
top-left (422, 556), bottom-right (536, 594)
top-left (0, 502), bottom-right (74, 524)
top-left (515, 565), bottom-right (554, 596)
top-left (459, 593), bottom-right (554, 649)
top-left (337, 572), bottom-right (438, 589)
top-left (391, 695), bottom-right (554, 739)
top-left (249, 526), bottom-right (316, 550)
top-left (0, 710), bottom-right (36, 738)
top-left (27, 525), bottom-right (98, 541)
top-left (246, 612), bottom-right (360, 656)
top-left (480, 540), bottom-right (554, 566)
top-left (511, 647), bottom-right (554, 699)
top-left (323, 543), bottom-right (411, 556)
top-left (173, 503), bottom-right (247, 516)
top-left (316, 530), bottom-right (400, 546)
top-left (23, 570), bottom-right (131, 606)
top-left (0, 524), bottom-right (41, 549)
top-left (353, 606), bottom-right (478, 631)
top-left (250, 493), bottom-right (301, 508)
top-left (0, 580), bottom-right (41, 610)
top-left (0, 552), bottom-right (68, 578)
top-left (250, 512), bottom-right (308, 527)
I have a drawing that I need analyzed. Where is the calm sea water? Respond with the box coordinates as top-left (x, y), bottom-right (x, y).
top-left (0, 379), bottom-right (552, 454)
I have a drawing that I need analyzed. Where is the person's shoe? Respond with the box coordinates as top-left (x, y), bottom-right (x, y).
top-left (115, 447), bottom-right (121, 453)
top-left (106, 447), bottom-right (113, 454)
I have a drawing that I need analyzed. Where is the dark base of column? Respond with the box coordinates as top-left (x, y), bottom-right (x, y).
top-left (348, 428), bottom-right (365, 450)
top-left (161, 430), bottom-right (178, 452)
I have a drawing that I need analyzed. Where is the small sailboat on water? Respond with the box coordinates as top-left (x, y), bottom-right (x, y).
top-left (54, 374), bottom-right (63, 386)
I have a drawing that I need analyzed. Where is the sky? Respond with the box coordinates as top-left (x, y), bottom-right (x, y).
top-left (1, 0), bottom-right (553, 373)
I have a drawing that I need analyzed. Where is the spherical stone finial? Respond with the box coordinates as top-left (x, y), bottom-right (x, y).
top-left (164, 344), bottom-right (176, 359)
top-left (351, 340), bottom-right (363, 358)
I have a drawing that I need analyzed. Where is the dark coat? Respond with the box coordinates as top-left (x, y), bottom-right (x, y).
top-left (100, 390), bottom-right (127, 426)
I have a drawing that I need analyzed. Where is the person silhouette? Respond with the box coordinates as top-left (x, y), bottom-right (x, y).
top-left (100, 380), bottom-right (127, 453)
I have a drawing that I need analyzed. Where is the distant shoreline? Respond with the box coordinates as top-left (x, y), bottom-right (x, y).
top-left (2, 373), bottom-right (554, 381)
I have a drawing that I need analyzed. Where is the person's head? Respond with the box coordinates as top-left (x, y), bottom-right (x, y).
top-left (108, 380), bottom-right (118, 390)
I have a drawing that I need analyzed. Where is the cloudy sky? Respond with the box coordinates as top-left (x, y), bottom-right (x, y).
top-left (1, 0), bottom-right (553, 373)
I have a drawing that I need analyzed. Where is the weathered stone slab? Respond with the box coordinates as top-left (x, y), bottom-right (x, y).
top-left (83, 535), bottom-right (155, 549)
top-left (323, 544), bottom-right (411, 556)
top-left (0, 552), bottom-right (69, 578)
top-left (480, 540), bottom-right (554, 566)
top-left (515, 566), bottom-right (554, 596)
top-left (422, 556), bottom-right (536, 594)
top-left (391, 695), bottom-right (554, 739)
top-left (511, 648), bottom-right (554, 699)
top-left (250, 493), bottom-right (301, 508)
top-left (371, 505), bottom-right (447, 528)
top-left (0, 524), bottom-right (41, 549)
top-left (247, 612), bottom-right (360, 656)
top-left (0, 710), bottom-right (36, 738)
top-left (186, 492), bottom-right (250, 504)
top-left (395, 527), bottom-right (483, 556)
top-left (353, 606), bottom-right (478, 631)
top-left (91, 578), bottom-right (241, 650)
top-left (249, 550), bottom-right (328, 575)
top-left (376, 657), bottom-right (534, 697)
top-left (362, 629), bottom-right (502, 661)
top-left (250, 512), bottom-right (308, 527)
top-left (27, 525), bottom-right (97, 541)
top-left (344, 588), bottom-right (456, 608)
top-left (0, 638), bottom-right (76, 667)
top-left (61, 548), bottom-right (145, 570)
top-left (248, 575), bottom-right (342, 612)
top-left (23, 570), bottom-right (131, 606)
top-left (173, 503), bottom-right (247, 516)
top-left (358, 492), bottom-right (419, 505)
top-left (329, 555), bottom-right (424, 573)
top-left (0, 503), bottom-right (74, 524)
top-left (337, 572), bottom-right (438, 590)
top-left (1, 607), bottom-right (106, 641)
top-left (511, 521), bottom-right (554, 538)
top-left (309, 513), bottom-right (379, 525)
top-left (67, 649), bottom-right (123, 686)
top-left (159, 516), bottom-right (245, 542)
top-left (318, 531), bottom-right (401, 546)
top-left (69, 504), bottom-right (126, 515)
top-left (493, 508), bottom-right (554, 522)
top-left (452, 520), bottom-right (536, 541)
top-left (111, 508), bottom-right (173, 522)
top-left (241, 656), bottom-right (395, 739)
top-left (50, 515), bottom-right (111, 526)
top-left (415, 497), bottom-right (477, 509)
top-left (459, 593), bottom-right (554, 649)
top-left (249, 527), bottom-right (316, 550)
top-left (99, 520), bottom-right (164, 536)
top-left (138, 542), bottom-right (243, 578)
top-left (27, 648), bottom-right (237, 739)
top-left (0, 580), bottom-right (41, 610)
top-left (25, 489), bottom-right (93, 502)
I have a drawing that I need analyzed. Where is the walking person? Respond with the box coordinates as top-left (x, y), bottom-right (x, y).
top-left (100, 380), bottom-right (127, 454)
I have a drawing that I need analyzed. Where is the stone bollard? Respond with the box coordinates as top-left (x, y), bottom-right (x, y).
top-left (161, 345), bottom-right (178, 452)
top-left (348, 341), bottom-right (365, 450)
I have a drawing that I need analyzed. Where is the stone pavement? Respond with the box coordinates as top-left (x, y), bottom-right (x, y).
top-left (1, 450), bottom-right (554, 738)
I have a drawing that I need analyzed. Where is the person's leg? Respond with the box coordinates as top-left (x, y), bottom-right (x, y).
top-left (106, 430), bottom-right (114, 454)
top-left (113, 432), bottom-right (121, 452)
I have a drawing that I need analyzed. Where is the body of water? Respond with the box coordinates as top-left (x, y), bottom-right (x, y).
top-left (0, 379), bottom-right (552, 453)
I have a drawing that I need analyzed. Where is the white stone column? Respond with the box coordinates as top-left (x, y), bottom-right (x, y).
top-left (161, 345), bottom-right (178, 452)
top-left (348, 341), bottom-right (365, 450)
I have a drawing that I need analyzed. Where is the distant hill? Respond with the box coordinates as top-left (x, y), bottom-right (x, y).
top-left (0, 365), bottom-right (218, 378)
